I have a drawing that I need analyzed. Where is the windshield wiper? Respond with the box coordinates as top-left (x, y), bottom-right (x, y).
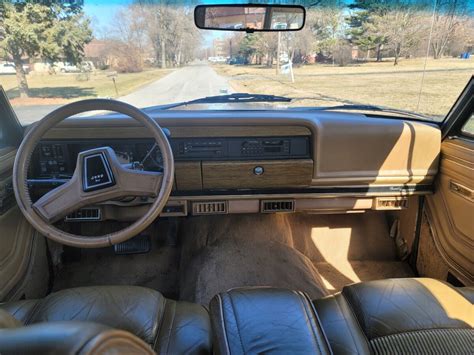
top-left (148, 93), bottom-right (292, 110)
top-left (291, 104), bottom-right (431, 121)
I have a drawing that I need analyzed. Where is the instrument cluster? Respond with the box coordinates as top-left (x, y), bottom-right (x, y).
top-left (32, 140), bottom-right (163, 178)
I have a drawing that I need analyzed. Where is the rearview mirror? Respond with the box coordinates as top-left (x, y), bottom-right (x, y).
top-left (194, 4), bottom-right (305, 32)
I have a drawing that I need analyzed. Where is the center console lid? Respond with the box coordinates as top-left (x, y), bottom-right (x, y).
top-left (209, 287), bottom-right (331, 355)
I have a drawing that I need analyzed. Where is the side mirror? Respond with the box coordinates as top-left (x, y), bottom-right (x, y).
top-left (194, 4), bottom-right (305, 32)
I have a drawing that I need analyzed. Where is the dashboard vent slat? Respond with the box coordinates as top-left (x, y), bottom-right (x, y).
top-left (373, 197), bottom-right (408, 210)
top-left (192, 201), bottom-right (227, 215)
top-left (261, 200), bottom-right (295, 213)
top-left (65, 208), bottom-right (101, 221)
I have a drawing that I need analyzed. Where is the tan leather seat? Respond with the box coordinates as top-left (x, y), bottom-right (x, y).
top-left (0, 286), bottom-right (212, 354)
top-left (313, 278), bottom-right (474, 355)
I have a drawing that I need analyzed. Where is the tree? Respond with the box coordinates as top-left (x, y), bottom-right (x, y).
top-left (166, 7), bottom-right (202, 66)
top-left (308, 6), bottom-right (346, 64)
top-left (110, 5), bottom-right (148, 72)
top-left (285, 23), bottom-right (317, 64)
top-left (347, 0), bottom-right (396, 61)
top-left (369, 8), bottom-right (427, 65)
top-left (138, 2), bottom-right (175, 68)
top-left (254, 33), bottom-right (278, 67)
top-left (238, 34), bottom-right (259, 62)
top-left (430, 0), bottom-right (471, 59)
top-left (0, 2), bottom-right (92, 98)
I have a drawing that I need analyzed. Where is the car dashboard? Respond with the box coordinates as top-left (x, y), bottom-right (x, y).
top-left (27, 109), bottom-right (441, 221)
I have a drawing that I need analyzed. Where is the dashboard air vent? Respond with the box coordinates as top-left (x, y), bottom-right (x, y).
top-left (261, 200), bottom-right (295, 213)
top-left (192, 201), bottom-right (227, 215)
top-left (374, 197), bottom-right (408, 210)
top-left (65, 208), bottom-right (101, 221)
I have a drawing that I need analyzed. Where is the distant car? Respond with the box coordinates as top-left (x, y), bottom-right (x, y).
top-left (0, 62), bottom-right (29, 74)
top-left (82, 61), bottom-right (95, 71)
top-left (273, 22), bottom-right (288, 29)
top-left (228, 56), bottom-right (249, 65)
top-left (208, 56), bottom-right (227, 63)
top-left (0, 63), bottom-right (16, 74)
top-left (54, 62), bottom-right (81, 73)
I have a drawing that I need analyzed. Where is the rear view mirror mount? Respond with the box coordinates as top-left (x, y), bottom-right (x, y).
top-left (194, 4), bottom-right (305, 33)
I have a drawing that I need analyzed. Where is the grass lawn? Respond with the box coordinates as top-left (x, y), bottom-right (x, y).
top-left (0, 68), bottom-right (173, 107)
top-left (214, 58), bottom-right (474, 119)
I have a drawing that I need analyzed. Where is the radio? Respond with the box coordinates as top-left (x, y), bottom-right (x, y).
top-left (177, 140), bottom-right (224, 158)
top-left (241, 139), bottom-right (290, 156)
top-left (171, 136), bottom-right (309, 160)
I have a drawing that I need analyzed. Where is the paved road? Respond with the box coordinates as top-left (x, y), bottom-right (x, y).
top-left (14, 63), bottom-right (231, 125)
top-left (119, 62), bottom-right (232, 108)
top-left (14, 104), bottom-right (62, 126)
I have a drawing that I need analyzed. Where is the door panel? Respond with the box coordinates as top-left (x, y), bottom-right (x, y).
top-left (0, 146), bottom-right (48, 300)
top-left (423, 138), bottom-right (474, 284)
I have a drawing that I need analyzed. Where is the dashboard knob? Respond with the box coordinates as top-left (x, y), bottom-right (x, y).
top-left (253, 166), bottom-right (264, 175)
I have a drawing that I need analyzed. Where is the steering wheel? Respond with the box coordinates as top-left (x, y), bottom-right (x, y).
top-left (13, 99), bottom-right (174, 248)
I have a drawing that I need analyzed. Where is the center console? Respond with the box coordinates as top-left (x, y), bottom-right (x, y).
top-left (209, 287), bottom-right (331, 355)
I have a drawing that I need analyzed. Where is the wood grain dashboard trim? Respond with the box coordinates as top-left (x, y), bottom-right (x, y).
top-left (175, 161), bottom-right (202, 190)
top-left (202, 159), bottom-right (314, 189)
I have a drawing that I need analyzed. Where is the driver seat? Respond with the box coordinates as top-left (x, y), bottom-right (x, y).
top-left (0, 285), bottom-right (212, 354)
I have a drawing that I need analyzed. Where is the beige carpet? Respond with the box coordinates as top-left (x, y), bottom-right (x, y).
top-left (286, 212), bottom-right (415, 293)
top-left (53, 220), bottom-right (180, 299)
top-left (179, 212), bottom-right (414, 304)
top-left (52, 211), bottom-right (415, 304)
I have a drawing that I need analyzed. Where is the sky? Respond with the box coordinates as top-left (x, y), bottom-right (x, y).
top-left (83, 0), bottom-right (229, 46)
top-left (81, 0), bottom-right (474, 47)
top-left (82, 0), bottom-right (358, 33)
top-left (83, 0), bottom-right (131, 34)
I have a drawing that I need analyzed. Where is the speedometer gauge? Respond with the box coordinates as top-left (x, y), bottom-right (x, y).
top-left (115, 151), bottom-right (132, 164)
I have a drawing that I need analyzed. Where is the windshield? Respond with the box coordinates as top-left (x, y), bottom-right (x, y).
top-left (1, 0), bottom-right (473, 125)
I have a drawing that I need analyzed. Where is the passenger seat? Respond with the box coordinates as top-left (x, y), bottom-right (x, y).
top-left (313, 278), bottom-right (474, 355)
top-left (209, 278), bottom-right (473, 355)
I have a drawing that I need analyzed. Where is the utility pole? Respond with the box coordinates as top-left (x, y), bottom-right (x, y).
top-left (276, 31), bottom-right (281, 75)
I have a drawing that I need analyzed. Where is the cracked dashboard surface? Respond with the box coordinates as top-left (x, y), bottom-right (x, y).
top-left (27, 110), bottom-right (441, 220)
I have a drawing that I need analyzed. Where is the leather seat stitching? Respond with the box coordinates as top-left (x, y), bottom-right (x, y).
top-left (344, 288), bottom-right (368, 334)
top-left (340, 292), bottom-right (372, 347)
top-left (165, 301), bottom-right (176, 355)
top-left (228, 294), bottom-right (246, 354)
top-left (216, 294), bottom-right (231, 355)
top-left (295, 291), bottom-right (324, 354)
top-left (334, 294), bottom-right (370, 354)
top-left (398, 282), bottom-right (442, 328)
top-left (306, 295), bottom-right (332, 352)
top-left (23, 300), bottom-right (42, 325)
top-left (153, 298), bottom-right (168, 349)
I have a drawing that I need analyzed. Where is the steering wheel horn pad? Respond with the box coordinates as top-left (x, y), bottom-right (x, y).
top-left (82, 149), bottom-right (116, 192)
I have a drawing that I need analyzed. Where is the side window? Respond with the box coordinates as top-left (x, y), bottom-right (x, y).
top-left (0, 87), bottom-right (23, 148)
top-left (460, 114), bottom-right (474, 137)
